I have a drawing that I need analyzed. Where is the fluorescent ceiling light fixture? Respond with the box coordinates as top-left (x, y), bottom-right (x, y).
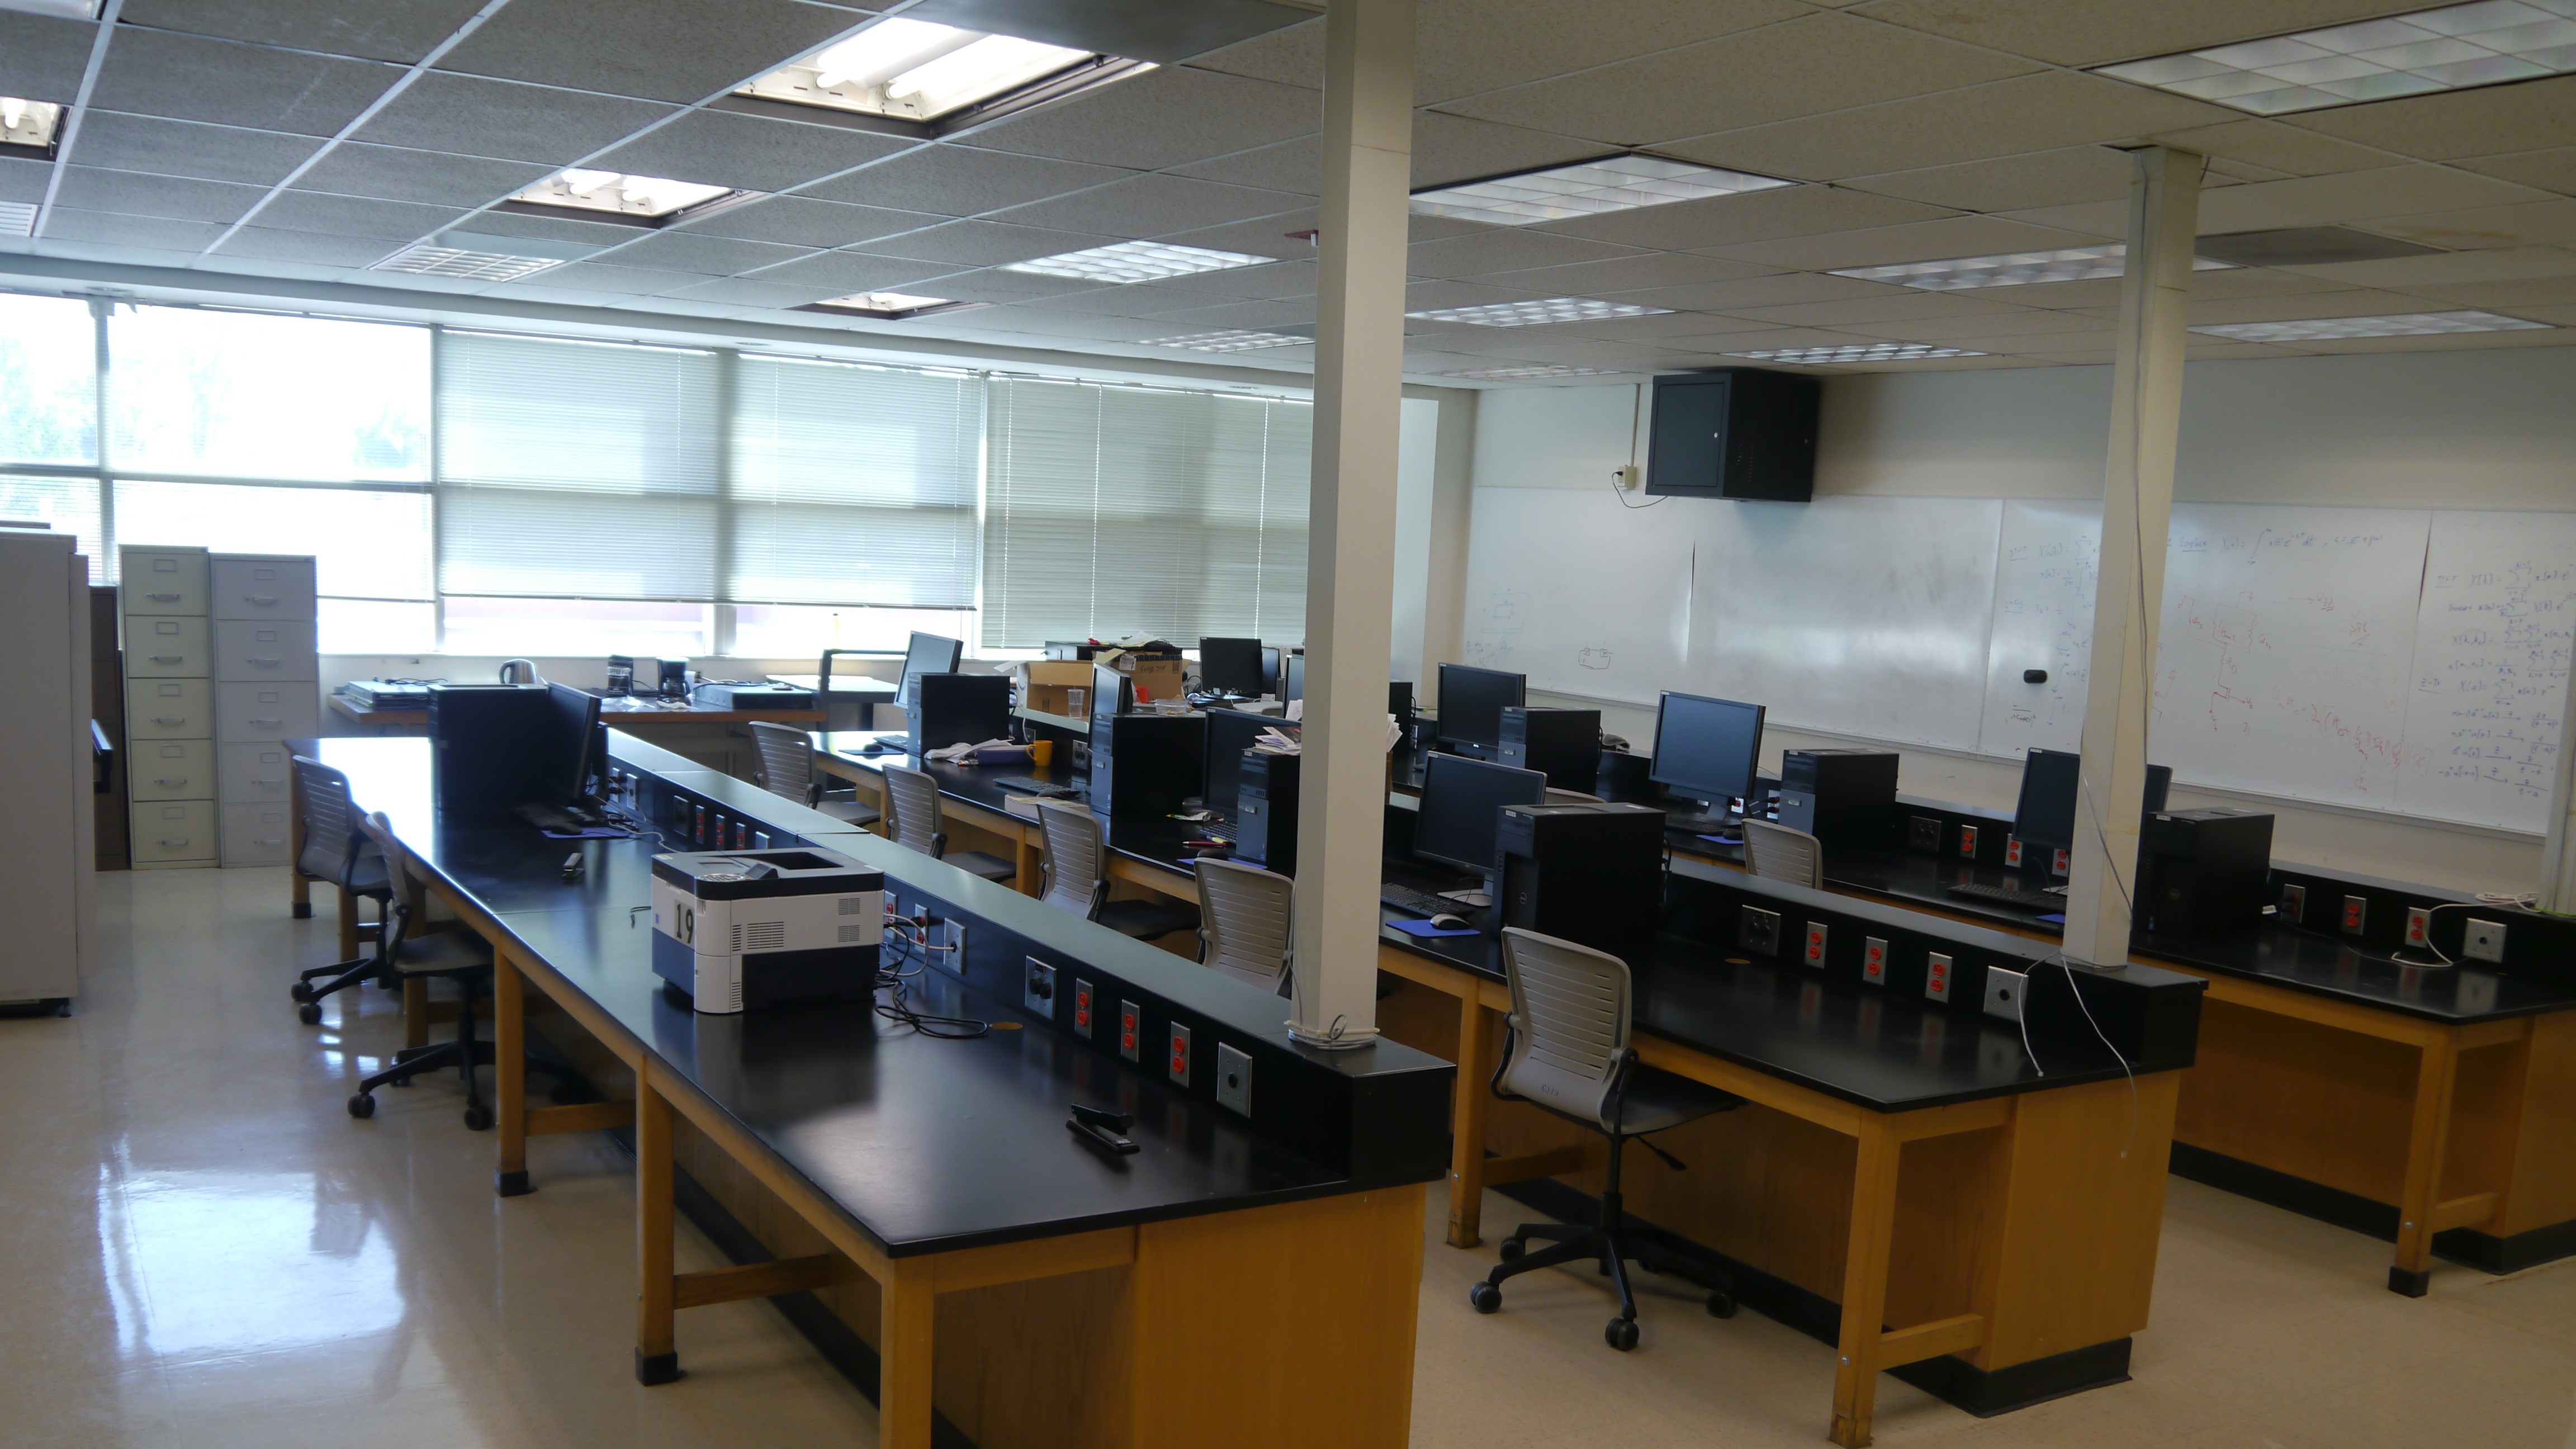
top-left (2190, 309), bottom-right (2553, 342)
top-left (1407, 296), bottom-right (1671, 326)
top-left (0, 97), bottom-right (61, 150)
top-left (509, 169), bottom-right (740, 220)
top-left (372, 245), bottom-right (566, 282)
top-left (1436, 364), bottom-right (1626, 380)
top-left (1144, 330), bottom-right (1310, 353)
top-left (738, 16), bottom-right (1142, 122)
top-left (1410, 154), bottom-right (1793, 226)
top-left (1726, 342), bottom-right (1986, 364)
top-left (0, 201), bottom-right (34, 238)
top-left (1836, 244), bottom-right (2238, 291)
top-left (0, 1), bottom-right (99, 17)
top-left (803, 291), bottom-right (974, 319)
top-left (2095, 0), bottom-right (2576, 115)
top-left (1003, 240), bottom-right (1275, 283)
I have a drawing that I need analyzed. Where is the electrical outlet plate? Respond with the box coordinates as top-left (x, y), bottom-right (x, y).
top-left (1168, 1022), bottom-right (1192, 1085)
top-left (1117, 1000), bottom-right (1141, 1062)
top-left (1862, 936), bottom-right (1888, 984)
top-left (1925, 952), bottom-right (1953, 1002)
top-left (1801, 921), bottom-right (1829, 968)
top-left (2464, 918), bottom-right (2508, 964)
top-left (1022, 957), bottom-right (1056, 1016)
top-left (1957, 825), bottom-right (1979, 859)
top-left (1739, 906), bottom-right (1781, 956)
top-left (1909, 816), bottom-right (1943, 853)
top-left (2281, 883), bottom-right (2307, 922)
top-left (2404, 906), bottom-right (2432, 950)
top-left (1215, 1043), bottom-right (1253, 1116)
top-left (1072, 978), bottom-right (1095, 1038)
top-left (1983, 965), bottom-right (2026, 1022)
top-left (2341, 896), bottom-right (2368, 936)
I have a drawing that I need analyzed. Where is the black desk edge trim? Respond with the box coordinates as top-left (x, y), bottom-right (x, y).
top-left (2169, 1142), bottom-right (2576, 1276)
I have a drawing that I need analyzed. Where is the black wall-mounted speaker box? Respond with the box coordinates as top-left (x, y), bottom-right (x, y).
top-left (1645, 368), bottom-right (1821, 502)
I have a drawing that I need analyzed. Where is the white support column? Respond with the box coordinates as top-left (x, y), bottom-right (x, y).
top-left (1289, 0), bottom-right (1413, 1047)
top-left (2536, 664), bottom-right (2576, 911)
top-left (2063, 146), bottom-right (2203, 967)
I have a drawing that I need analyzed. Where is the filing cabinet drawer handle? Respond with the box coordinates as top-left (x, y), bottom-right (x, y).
top-left (249, 656), bottom-right (282, 666)
top-left (151, 716), bottom-right (188, 726)
top-left (249, 716), bottom-right (285, 727)
top-left (245, 594), bottom-right (280, 606)
top-left (157, 837), bottom-right (191, 847)
top-left (254, 776), bottom-right (283, 787)
top-left (152, 776), bottom-right (190, 788)
top-left (147, 591), bottom-right (181, 602)
top-left (252, 837), bottom-right (286, 846)
top-left (150, 654), bottom-right (186, 664)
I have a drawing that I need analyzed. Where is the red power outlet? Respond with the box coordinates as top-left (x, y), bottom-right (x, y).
top-left (1073, 982), bottom-right (1093, 1034)
top-left (1803, 924), bottom-right (1829, 967)
top-left (1926, 953), bottom-right (1953, 1001)
top-left (2005, 838), bottom-right (2024, 868)
top-left (2342, 896), bottom-right (2368, 935)
top-left (1862, 937), bottom-right (1888, 984)
top-left (1958, 825), bottom-right (1980, 859)
top-left (2051, 847), bottom-right (2070, 877)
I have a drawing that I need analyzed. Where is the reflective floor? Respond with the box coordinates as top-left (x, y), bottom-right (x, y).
top-left (7, 868), bottom-right (2574, 1448)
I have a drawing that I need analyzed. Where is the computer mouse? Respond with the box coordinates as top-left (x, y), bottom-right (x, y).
top-left (1190, 845), bottom-right (1234, 859)
top-left (1428, 912), bottom-right (1471, 931)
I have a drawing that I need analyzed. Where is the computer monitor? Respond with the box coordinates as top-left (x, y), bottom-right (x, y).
top-left (1199, 637), bottom-right (1264, 698)
top-left (1648, 692), bottom-right (1765, 811)
top-left (1413, 752), bottom-right (1546, 876)
top-left (2014, 749), bottom-right (2174, 848)
top-left (1088, 662), bottom-right (1133, 736)
top-left (1436, 663), bottom-right (1525, 756)
top-left (1204, 708), bottom-right (1294, 816)
top-left (1284, 652), bottom-right (1306, 704)
top-left (896, 631), bottom-right (963, 711)
top-left (1260, 646), bottom-right (1282, 697)
top-left (544, 682), bottom-right (603, 804)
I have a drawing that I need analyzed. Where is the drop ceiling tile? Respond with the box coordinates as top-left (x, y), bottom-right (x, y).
top-left (0, 158), bottom-right (47, 203)
top-left (209, 227), bottom-right (402, 266)
top-left (1409, 112), bottom-right (1609, 191)
top-left (2287, 74), bottom-right (2576, 164)
top-left (2141, 119), bottom-right (2404, 179)
top-left (1483, 251), bottom-right (1776, 295)
top-left (35, 209), bottom-right (226, 251)
top-left (660, 275), bottom-right (853, 308)
top-left (248, 191), bottom-right (463, 240)
top-left (981, 310), bottom-right (1179, 343)
top-left (1168, 136), bottom-right (1319, 196)
top-left (743, 249), bottom-right (959, 293)
top-left (1990, 198), bottom-right (2130, 238)
top-left (437, 0), bottom-right (860, 105)
top-left (1561, 309), bottom-right (1787, 342)
top-left (1703, 215), bottom-right (2109, 271)
top-left (672, 196), bottom-right (944, 248)
top-left (1838, 307), bottom-right (2111, 341)
top-left (292, 143), bottom-right (550, 207)
top-left (1417, 0), bottom-right (1812, 107)
top-left (890, 267), bottom-right (1114, 304)
top-left (70, 112), bottom-right (324, 187)
top-left (0, 12), bottom-right (96, 105)
top-left (799, 145), bottom-right (1130, 215)
top-left (601, 230), bottom-right (815, 275)
top-left (593, 108), bottom-right (913, 195)
top-left (846, 219), bottom-right (1116, 267)
top-left (52, 166), bottom-right (265, 224)
top-left (1402, 278), bottom-right (1555, 311)
top-left (1845, 0), bottom-right (2421, 68)
top-left (1844, 146), bottom-right (2136, 215)
top-left (352, 73), bottom-right (676, 165)
top-left (991, 173), bottom-right (1308, 238)
top-left (24, 236), bottom-right (208, 270)
top-left (1403, 229), bottom-right (1646, 281)
top-left (120, 0), bottom-right (491, 63)
top-left (2203, 157), bottom-right (2295, 184)
top-left (2196, 167), bottom-right (2554, 235)
top-left (1139, 296), bottom-right (1317, 328)
top-left (1138, 256), bottom-right (1317, 299)
top-left (2260, 326), bottom-right (2574, 356)
top-left (964, 67), bottom-right (1318, 172)
top-left (1999, 265), bottom-right (2346, 311)
top-left (452, 207), bottom-right (645, 245)
top-left (1145, 211), bottom-right (1325, 262)
top-left (1433, 12), bottom-right (2037, 148)
top-left (2366, 201), bottom-right (2576, 252)
top-left (1722, 291), bottom-right (2028, 326)
top-left (2274, 243), bottom-right (2576, 290)
top-left (93, 29), bottom-right (400, 138)
top-left (1661, 325), bottom-right (1882, 353)
top-left (1178, 16), bottom-right (1323, 88)
top-left (2183, 288), bottom-right (2438, 324)
top-left (509, 262), bottom-right (724, 295)
top-left (1604, 272), bottom-right (1904, 311)
top-left (2457, 148), bottom-right (2576, 200)
top-left (1535, 185), bottom-right (1954, 251)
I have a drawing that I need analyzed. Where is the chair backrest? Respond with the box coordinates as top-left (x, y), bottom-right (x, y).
top-left (291, 754), bottom-right (362, 886)
top-left (747, 721), bottom-right (818, 805)
top-left (1035, 802), bottom-right (1106, 918)
top-left (349, 809), bottom-right (422, 958)
top-left (882, 764), bottom-right (944, 856)
top-left (1497, 927), bottom-right (1633, 1132)
top-left (1742, 818), bottom-right (1825, 889)
top-left (1544, 787), bottom-right (1604, 804)
top-left (1194, 858), bottom-right (1294, 991)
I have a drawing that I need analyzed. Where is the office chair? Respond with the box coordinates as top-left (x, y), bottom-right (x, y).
top-left (1742, 818), bottom-right (1825, 888)
top-left (342, 811), bottom-right (506, 1129)
top-left (883, 764), bottom-right (1017, 883)
top-left (747, 720), bottom-right (879, 828)
top-left (1545, 787), bottom-right (1605, 804)
top-left (1036, 803), bottom-right (1200, 941)
top-left (1194, 858), bottom-right (1294, 994)
top-left (287, 755), bottom-right (395, 1024)
top-left (1469, 927), bottom-right (1744, 1351)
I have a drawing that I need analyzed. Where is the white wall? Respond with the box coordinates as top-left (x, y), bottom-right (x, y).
top-left (1461, 344), bottom-right (2576, 896)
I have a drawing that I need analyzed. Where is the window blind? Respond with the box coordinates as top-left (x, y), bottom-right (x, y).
top-left (730, 355), bottom-right (981, 610)
top-left (982, 378), bottom-right (1308, 649)
top-left (436, 330), bottom-right (721, 600)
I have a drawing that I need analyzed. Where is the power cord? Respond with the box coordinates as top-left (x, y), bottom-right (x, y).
top-left (1610, 383), bottom-right (1667, 511)
top-left (2015, 948), bottom-right (2141, 1160)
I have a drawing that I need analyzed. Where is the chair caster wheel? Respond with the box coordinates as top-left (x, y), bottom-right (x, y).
top-left (463, 1104), bottom-right (494, 1131)
top-left (1497, 1238), bottom-right (1523, 1262)
top-left (347, 1093), bottom-right (375, 1119)
top-left (1468, 1281), bottom-right (1502, 1314)
top-left (1606, 1317), bottom-right (1639, 1352)
top-left (297, 1002), bottom-right (322, 1025)
top-left (290, 982), bottom-right (314, 1003)
top-left (1707, 1290), bottom-right (1737, 1319)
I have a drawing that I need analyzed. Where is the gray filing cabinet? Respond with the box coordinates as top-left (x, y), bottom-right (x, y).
top-left (1, 527), bottom-right (97, 1007)
top-left (212, 554), bottom-right (319, 867)
top-left (122, 546), bottom-right (216, 869)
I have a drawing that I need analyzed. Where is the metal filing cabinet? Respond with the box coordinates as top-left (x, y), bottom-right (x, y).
top-left (0, 527), bottom-right (97, 1008)
top-left (121, 546), bottom-right (214, 869)
top-left (212, 554), bottom-right (319, 867)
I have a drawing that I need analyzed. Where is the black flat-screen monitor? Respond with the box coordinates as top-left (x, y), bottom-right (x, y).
top-left (1089, 662), bottom-right (1132, 735)
top-left (1204, 708), bottom-right (1294, 816)
top-left (544, 681), bottom-right (603, 804)
top-left (1260, 646), bottom-right (1283, 696)
top-left (1284, 652), bottom-right (1306, 703)
top-left (896, 631), bottom-right (963, 710)
top-left (1436, 663), bottom-right (1524, 754)
top-left (2014, 749), bottom-right (2174, 848)
top-left (1649, 692), bottom-right (1765, 809)
top-left (1413, 752), bottom-right (1546, 875)
top-left (1200, 637), bottom-right (1264, 697)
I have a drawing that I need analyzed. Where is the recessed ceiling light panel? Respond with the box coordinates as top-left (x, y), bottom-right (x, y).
top-left (0, 1), bottom-right (99, 18)
top-left (1410, 155), bottom-right (1793, 227)
top-left (802, 291), bottom-right (979, 320)
top-left (0, 97), bottom-right (61, 152)
top-left (1143, 330), bottom-right (1310, 353)
top-left (739, 16), bottom-right (1144, 123)
top-left (2096, 0), bottom-right (2576, 115)
top-left (1725, 342), bottom-right (1986, 364)
top-left (1836, 244), bottom-right (2237, 290)
top-left (2191, 309), bottom-right (2553, 342)
top-left (1436, 364), bottom-right (1627, 380)
top-left (1003, 240), bottom-right (1275, 283)
top-left (0, 201), bottom-right (35, 238)
top-left (508, 169), bottom-right (745, 221)
top-left (373, 245), bottom-right (566, 282)
top-left (1406, 297), bottom-right (1671, 326)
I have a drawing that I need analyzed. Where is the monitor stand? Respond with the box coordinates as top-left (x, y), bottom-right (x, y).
top-left (1666, 802), bottom-right (1741, 837)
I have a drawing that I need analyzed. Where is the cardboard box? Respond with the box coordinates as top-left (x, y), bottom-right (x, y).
top-left (1016, 660), bottom-right (1094, 719)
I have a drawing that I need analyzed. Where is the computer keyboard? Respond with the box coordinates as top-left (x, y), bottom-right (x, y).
top-left (1379, 883), bottom-right (1458, 918)
top-left (517, 802), bottom-right (608, 834)
top-left (1945, 882), bottom-right (2067, 912)
top-left (993, 775), bottom-right (1081, 798)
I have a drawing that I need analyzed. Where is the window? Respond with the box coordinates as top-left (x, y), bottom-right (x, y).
top-left (110, 479), bottom-right (435, 650)
top-left (0, 476), bottom-right (105, 580)
top-left (982, 378), bottom-right (1308, 648)
top-left (439, 596), bottom-right (709, 657)
top-left (0, 293), bottom-right (96, 468)
top-left (731, 603), bottom-right (976, 659)
top-left (106, 306), bottom-right (429, 482)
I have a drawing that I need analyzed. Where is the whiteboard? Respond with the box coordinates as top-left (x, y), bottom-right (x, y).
top-left (2153, 504), bottom-right (2432, 811)
top-left (1457, 486), bottom-right (1693, 707)
top-left (1979, 500), bottom-right (2101, 759)
top-left (2397, 510), bottom-right (2576, 831)
top-left (1687, 496), bottom-right (2001, 750)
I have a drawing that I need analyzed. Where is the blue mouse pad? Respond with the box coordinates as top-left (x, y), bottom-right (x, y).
top-left (1388, 918), bottom-right (1481, 939)
top-left (2039, 912), bottom-right (2066, 924)
top-left (1697, 834), bottom-right (1742, 846)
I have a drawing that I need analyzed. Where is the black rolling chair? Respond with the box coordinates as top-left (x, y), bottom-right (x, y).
top-left (287, 755), bottom-right (395, 1024)
top-left (1468, 927), bottom-right (1745, 1351)
top-left (341, 810), bottom-right (505, 1129)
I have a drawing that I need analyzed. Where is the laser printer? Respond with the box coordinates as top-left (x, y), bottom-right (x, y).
top-left (649, 847), bottom-right (883, 1014)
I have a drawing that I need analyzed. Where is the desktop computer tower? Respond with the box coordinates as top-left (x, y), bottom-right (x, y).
top-left (2137, 807), bottom-right (2274, 941)
top-left (1499, 707), bottom-right (1600, 792)
top-left (1235, 749), bottom-right (1300, 875)
top-left (908, 672), bottom-right (1012, 755)
top-left (1774, 749), bottom-right (1898, 850)
top-left (1089, 713), bottom-right (1206, 818)
top-left (430, 684), bottom-right (551, 820)
top-left (1494, 802), bottom-right (1666, 963)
